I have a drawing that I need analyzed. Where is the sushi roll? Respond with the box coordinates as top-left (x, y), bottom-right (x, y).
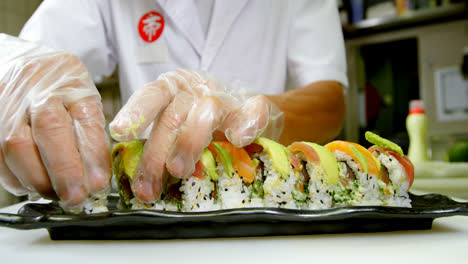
top-left (208, 141), bottom-right (258, 209)
top-left (244, 137), bottom-right (298, 209)
top-left (288, 142), bottom-right (340, 209)
top-left (325, 140), bottom-right (388, 206)
top-left (179, 148), bottom-right (220, 212)
top-left (111, 139), bottom-right (181, 210)
top-left (365, 132), bottom-right (414, 207)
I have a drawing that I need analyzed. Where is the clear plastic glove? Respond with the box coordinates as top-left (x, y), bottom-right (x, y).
top-left (0, 34), bottom-right (111, 212)
top-left (109, 70), bottom-right (284, 202)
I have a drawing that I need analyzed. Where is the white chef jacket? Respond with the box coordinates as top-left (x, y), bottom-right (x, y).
top-left (20, 0), bottom-right (348, 103)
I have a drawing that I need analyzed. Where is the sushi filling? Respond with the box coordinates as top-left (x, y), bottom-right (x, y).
top-left (333, 151), bottom-right (385, 206)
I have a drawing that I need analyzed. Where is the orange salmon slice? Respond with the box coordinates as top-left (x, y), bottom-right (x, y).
top-left (209, 141), bottom-right (256, 183)
top-left (325, 141), bottom-right (380, 177)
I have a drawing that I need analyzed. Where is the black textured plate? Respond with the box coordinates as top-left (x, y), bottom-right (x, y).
top-left (1, 193), bottom-right (467, 240)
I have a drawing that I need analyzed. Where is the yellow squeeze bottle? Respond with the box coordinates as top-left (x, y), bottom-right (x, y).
top-left (406, 100), bottom-right (429, 162)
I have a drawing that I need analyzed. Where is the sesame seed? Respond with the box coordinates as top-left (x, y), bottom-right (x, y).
top-left (192, 182), bottom-right (196, 186)
top-left (225, 188), bottom-right (228, 191)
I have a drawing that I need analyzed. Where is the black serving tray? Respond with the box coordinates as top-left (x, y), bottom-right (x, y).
top-left (0, 193), bottom-right (467, 240)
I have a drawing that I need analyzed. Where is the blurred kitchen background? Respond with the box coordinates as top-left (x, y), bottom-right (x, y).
top-left (0, 0), bottom-right (467, 207)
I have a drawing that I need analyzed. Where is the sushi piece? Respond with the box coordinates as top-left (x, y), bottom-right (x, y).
top-left (244, 138), bottom-right (298, 209)
top-left (208, 141), bottom-right (258, 208)
top-left (288, 141), bottom-right (340, 209)
top-left (366, 131), bottom-right (414, 207)
top-left (111, 140), bottom-right (181, 210)
top-left (179, 148), bottom-right (220, 212)
top-left (325, 140), bottom-right (388, 206)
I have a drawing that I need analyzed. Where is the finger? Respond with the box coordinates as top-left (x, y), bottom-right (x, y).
top-left (0, 83), bottom-right (28, 196)
top-left (3, 122), bottom-right (57, 199)
top-left (0, 147), bottom-right (29, 197)
top-left (31, 97), bottom-right (87, 206)
top-left (109, 79), bottom-right (176, 142)
top-left (222, 95), bottom-right (272, 147)
top-left (166, 96), bottom-right (225, 178)
top-left (68, 96), bottom-right (111, 195)
top-left (132, 92), bottom-right (194, 202)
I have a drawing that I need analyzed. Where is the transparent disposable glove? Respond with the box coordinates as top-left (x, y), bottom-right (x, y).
top-left (109, 69), bottom-right (284, 202)
top-left (0, 34), bottom-right (111, 212)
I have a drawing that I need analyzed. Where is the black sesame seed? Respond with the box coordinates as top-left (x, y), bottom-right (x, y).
top-left (282, 191), bottom-right (286, 194)
top-left (276, 195), bottom-right (281, 198)
top-left (316, 189), bottom-right (319, 193)
top-left (242, 200), bottom-right (245, 203)
top-left (196, 203), bottom-right (200, 208)
top-left (192, 182), bottom-right (195, 186)
top-left (281, 201), bottom-right (287, 205)
top-left (225, 188), bottom-right (228, 191)
top-left (204, 197), bottom-right (207, 200)
top-left (320, 200), bottom-right (323, 204)
top-left (198, 187), bottom-right (201, 192)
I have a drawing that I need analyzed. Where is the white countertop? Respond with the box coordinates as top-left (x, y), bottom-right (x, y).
top-left (1, 198), bottom-right (468, 264)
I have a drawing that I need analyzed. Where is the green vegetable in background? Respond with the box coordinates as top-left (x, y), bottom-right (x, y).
top-left (448, 141), bottom-right (468, 162)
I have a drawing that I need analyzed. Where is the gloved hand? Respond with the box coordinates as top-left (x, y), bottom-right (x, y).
top-left (0, 34), bottom-right (110, 212)
top-left (109, 70), bottom-right (284, 202)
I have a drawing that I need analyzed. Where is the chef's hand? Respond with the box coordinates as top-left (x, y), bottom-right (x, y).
top-left (0, 35), bottom-right (110, 211)
top-left (109, 70), bottom-right (284, 202)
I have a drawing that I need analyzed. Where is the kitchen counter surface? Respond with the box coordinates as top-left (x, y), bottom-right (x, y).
top-left (1, 196), bottom-right (468, 264)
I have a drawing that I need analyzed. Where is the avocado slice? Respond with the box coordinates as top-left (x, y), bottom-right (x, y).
top-left (112, 140), bottom-right (144, 180)
top-left (201, 148), bottom-right (219, 181)
top-left (365, 131), bottom-right (403, 156)
top-left (301, 142), bottom-right (339, 185)
top-left (111, 140), bottom-right (144, 207)
top-left (350, 145), bottom-right (369, 174)
top-left (253, 137), bottom-right (290, 179)
top-left (212, 142), bottom-right (234, 178)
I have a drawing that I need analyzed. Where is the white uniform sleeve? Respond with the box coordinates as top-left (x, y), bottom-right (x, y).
top-left (19, 0), bottom-right (117, 80)
top-left (287, 0), bottom-right (348, 88)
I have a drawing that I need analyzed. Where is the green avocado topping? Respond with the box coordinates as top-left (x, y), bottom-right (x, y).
top-left (113, 140), bottom-right (144, 181)
top-left (350, 145), bottom-right (368, 174)
top-left (201, 148), bottom-right (219, 181)
top-left (254, 137), bottom-right (290, 179)
top-left (111, 140), bottom-right (144, 207)
top-left (212, 142), bottom-right (234, 178)
top-left (301, 142), bottom-right (339, 185)
top-left (365, 131), bottom-right (403, 156)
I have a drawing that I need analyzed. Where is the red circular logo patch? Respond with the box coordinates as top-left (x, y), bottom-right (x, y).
top-left (138, 11), bottom-right (165, 43)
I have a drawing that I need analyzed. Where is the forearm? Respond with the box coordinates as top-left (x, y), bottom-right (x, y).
top-left (267, 81), bottom-right (345, 146)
